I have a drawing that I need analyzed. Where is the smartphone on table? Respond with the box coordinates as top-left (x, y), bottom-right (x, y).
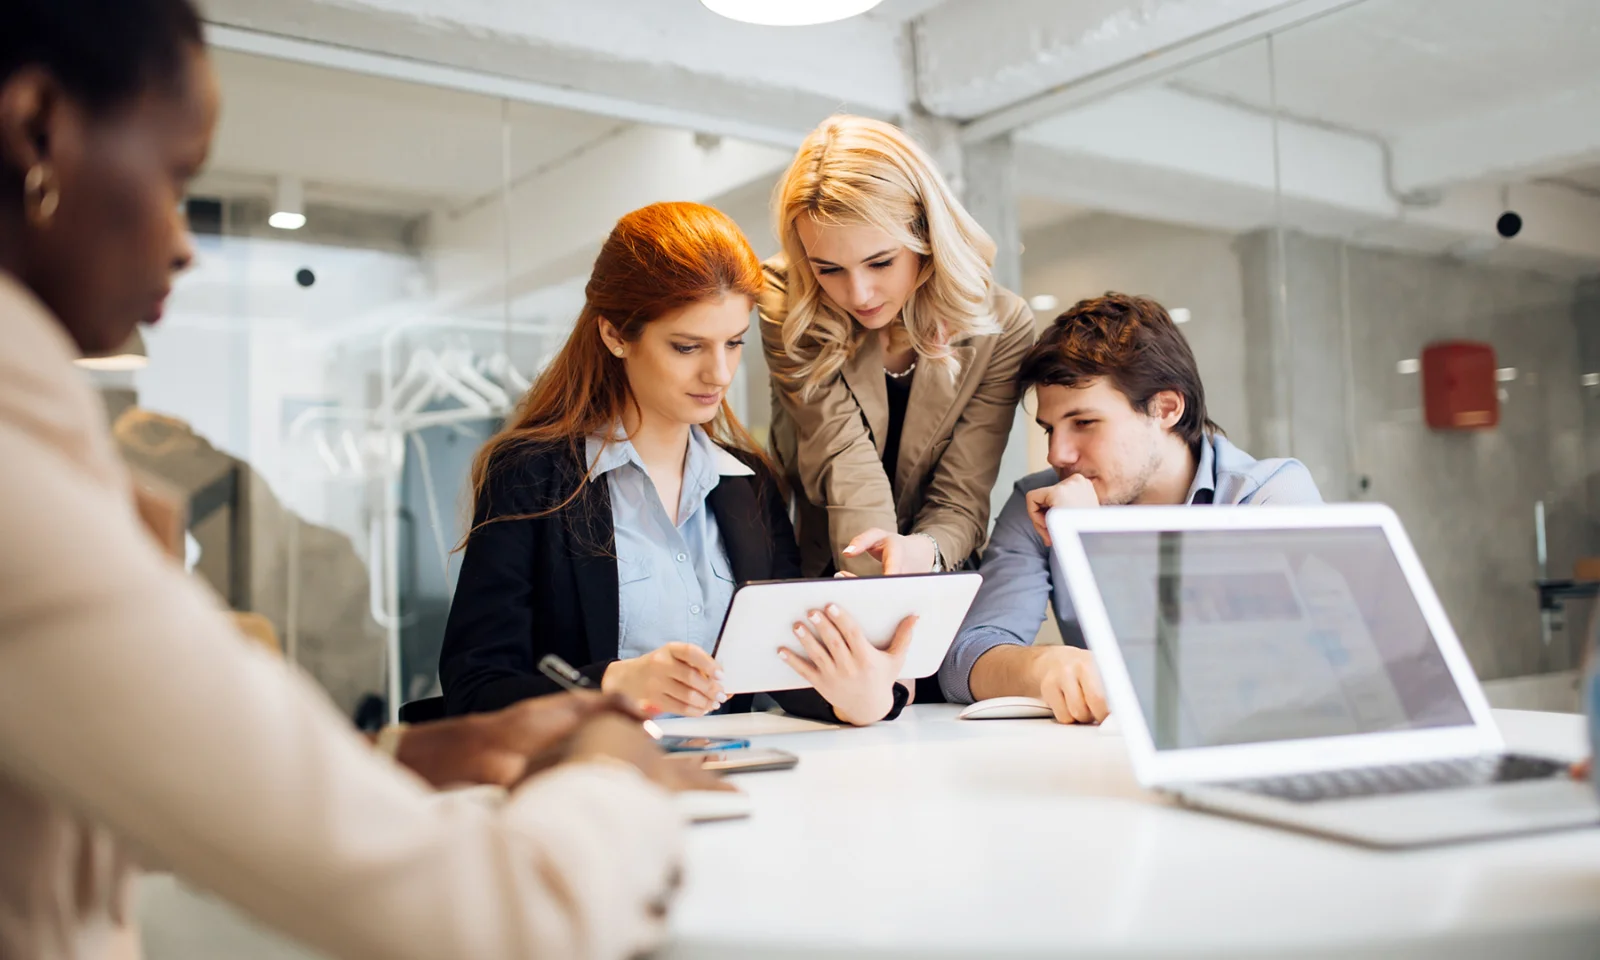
top-left (659, 735), bottom-right (750, 753)
top-left (700, 749), bottom-right (798, 774)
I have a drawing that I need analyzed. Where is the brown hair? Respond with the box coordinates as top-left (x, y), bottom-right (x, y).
top-left (1017, 293), bottom-right (1218, 452)
top-left (464, 201), bottom-right (772, 540)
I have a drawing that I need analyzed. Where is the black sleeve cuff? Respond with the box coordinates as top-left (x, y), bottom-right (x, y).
top-left (768, 680), bottom-right (913, 725)
top-left (880, 680), bottom-right (912, 722)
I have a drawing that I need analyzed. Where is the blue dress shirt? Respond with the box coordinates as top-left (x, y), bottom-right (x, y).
top-left (586, 426), bottom-right (755, 660)
top-left (938, 432), bottom-right (1324, 703)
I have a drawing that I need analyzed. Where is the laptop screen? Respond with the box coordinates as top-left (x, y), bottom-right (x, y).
top-left (1077, 525), bottom-right (1474, 751)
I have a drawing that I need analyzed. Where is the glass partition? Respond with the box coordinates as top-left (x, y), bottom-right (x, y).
top-left (114, 51), bottom-right (784, 720)
top-left (1268, 0), bottom-right (1600, 699)
top-left (1018, 0), bottom-right (1600, 702)
top-left (109, 0), bottom-right (1600, 722)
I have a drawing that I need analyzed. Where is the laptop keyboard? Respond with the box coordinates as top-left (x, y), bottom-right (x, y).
top-left (1221, 754), bottom-right (1568, 804)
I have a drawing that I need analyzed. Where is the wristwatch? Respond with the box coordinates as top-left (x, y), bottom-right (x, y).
top-left (916, 533), bottom-right (944, 573)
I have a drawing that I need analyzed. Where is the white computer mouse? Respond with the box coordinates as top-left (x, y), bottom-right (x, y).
top-left (957, 696), bottom-right (1055, 720)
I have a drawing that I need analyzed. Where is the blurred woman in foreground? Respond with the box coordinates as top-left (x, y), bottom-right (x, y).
top-left (0, 2), bottom-right (714, 957)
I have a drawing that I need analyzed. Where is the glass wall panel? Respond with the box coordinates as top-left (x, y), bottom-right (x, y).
top-left (1268, 0), bottom-right (1600, 700)
top-left (1016, 39), bottom-right (1282, 473)
top-left (1014, 0), bottom-right (1600, 704)
top-left (102, 49), bottom-right (790, 722)
top-left (1014, 41), bottom-right (1280, 644)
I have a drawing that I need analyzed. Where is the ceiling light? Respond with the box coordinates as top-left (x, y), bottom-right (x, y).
top-left (1028, 294), bottom-right (1059, 313)
top-left (75, 328), bottom-right (148, 371)
top-left (271, 176), bottom-right (305, 230)
top-left (1170, 307), bottom-right (1192, 325)
top-left (1396, 358), bottom-right (1421, 375)
top-left (700, 0), bottom-right (885, 26)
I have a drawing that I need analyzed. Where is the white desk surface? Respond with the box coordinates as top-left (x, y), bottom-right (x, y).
top-left (658, 706), bottom-right (1600, 960)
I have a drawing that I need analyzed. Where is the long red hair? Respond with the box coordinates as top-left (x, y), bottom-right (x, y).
top-left (466, 201), bottom-right (772, 535)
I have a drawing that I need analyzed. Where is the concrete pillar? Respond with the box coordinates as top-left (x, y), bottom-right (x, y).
top-left (1577, 277), bottom-right (1600, 550)
top-left (1235, 228), bottom-right (1356, 498)
top-left (962, 135), bottom-right (1022, 292)
top-left (959, 132), bottom-right (1034, 527)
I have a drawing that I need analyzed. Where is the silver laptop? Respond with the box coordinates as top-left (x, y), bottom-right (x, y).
top-left (1046, 503), bottom-right (1600, 848)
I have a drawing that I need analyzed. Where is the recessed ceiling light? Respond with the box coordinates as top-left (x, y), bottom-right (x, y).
top-left (1028, 294), bottom-right (1059, 312)
top-left (700, 0), bottom-right (885, 26)
top-left (1170, 307), bottom-right (1192, 324)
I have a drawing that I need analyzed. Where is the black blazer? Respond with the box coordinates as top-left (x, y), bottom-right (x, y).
top-left (439, 440), bottom-right (905, 723)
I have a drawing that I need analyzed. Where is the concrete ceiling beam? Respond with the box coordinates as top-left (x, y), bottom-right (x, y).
top-left (426, 124), bottom-right (792, 311)
top-left (909, 0), bottom-right (1361, 139)
top-left (200, 0), bottom-right (908, 147)
top-left (1391, 80), bottom-right (1600, 193)
top-left (1017, 86), bottom-right (1600, 269)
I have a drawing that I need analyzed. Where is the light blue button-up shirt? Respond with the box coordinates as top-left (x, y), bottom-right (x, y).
top-left (938, 432), bottom-right (1324, 703)
top-left (586, 426), bottom-right (755, 660)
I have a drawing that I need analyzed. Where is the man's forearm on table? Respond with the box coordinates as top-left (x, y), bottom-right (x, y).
top-left (967, 643), bottom-right (1048, 703)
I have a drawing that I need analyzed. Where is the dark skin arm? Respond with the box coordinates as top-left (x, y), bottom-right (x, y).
top-left (386, 691), bottom-right (732, 793)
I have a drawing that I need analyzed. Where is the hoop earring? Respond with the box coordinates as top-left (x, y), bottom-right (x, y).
top-left (24, 164), bottom-right (60, 227)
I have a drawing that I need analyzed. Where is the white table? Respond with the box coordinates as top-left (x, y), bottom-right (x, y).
top-left (658, 706), bottom-right (1600, 960)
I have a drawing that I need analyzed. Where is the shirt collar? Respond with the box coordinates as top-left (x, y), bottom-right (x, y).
top-left (1183, 433), bottom-right (1219, 505)
top-left (585, 428), bottom-right (636, 480)
top-left (585, 425), bottom-right (755, 482)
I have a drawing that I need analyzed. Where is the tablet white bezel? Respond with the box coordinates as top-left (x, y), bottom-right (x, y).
top-left (711, 572), bottom-right (984, 695)
top-left (1046, 504), bottom-right (1501, 788)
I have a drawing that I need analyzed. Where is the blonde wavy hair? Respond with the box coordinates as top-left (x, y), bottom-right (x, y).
top-left (772, 115), bottom-right (1000, 397)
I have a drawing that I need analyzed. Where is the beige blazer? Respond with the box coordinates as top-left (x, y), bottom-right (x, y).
top-left (0, 273), bottom-right (683, 960)
top-left (760, 257), bottom-right (1035, 577)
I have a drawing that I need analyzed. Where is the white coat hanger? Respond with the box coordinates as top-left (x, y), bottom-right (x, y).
top-left (441, 348), bottom-right (510, 410)
top-left (397, 351), bottom-right (492, 420)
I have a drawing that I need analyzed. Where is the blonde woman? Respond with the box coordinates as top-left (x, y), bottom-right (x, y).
top-left (761, 114), bottom-right (1034, 595)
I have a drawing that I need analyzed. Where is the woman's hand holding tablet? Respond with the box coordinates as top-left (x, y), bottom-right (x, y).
top-left (780, 605), bottom-right (919, 725)
top-left (711, 573), bottom-right (983, 706)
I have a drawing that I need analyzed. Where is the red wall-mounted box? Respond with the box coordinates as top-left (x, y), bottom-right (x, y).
top-left (1421, 341), bottom-right (1498, 430)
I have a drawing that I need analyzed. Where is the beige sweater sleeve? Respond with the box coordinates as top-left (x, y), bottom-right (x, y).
top-left (0, 414), bottom-right (684, 960)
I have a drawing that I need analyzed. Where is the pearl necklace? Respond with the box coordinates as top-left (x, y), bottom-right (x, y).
top-left (885, 360), bottom-right (917, 380)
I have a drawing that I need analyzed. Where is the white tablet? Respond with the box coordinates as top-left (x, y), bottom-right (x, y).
top-left (711, 572), bottom-right (983, 695)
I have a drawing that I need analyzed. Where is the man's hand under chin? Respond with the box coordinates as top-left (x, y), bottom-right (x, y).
top-left (1025, 474), bottom-right (1100, 546)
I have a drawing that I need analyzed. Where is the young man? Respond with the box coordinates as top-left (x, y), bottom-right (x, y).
top-left (938, 293), bottom-right (1323, 724)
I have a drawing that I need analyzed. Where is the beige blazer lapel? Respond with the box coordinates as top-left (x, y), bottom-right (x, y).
top-left (840, 333), bottom-right (889, 456)
top-left (894, 342), bottom-right (977, 502)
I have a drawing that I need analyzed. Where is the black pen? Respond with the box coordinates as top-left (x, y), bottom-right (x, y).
top-left (538, 653), bottom-right (664, 740)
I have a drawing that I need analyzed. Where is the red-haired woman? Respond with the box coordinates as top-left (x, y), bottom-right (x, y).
top-left (439, 202), bottom-right (916, 726)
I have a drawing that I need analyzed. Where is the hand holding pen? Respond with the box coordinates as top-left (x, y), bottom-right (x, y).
top-left (539, 654), bottom-right (666, 739)
top-left (539, 654), bottom-right (734, 794)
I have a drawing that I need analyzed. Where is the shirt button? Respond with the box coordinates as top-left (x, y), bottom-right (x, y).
top-left (676, 552), bottom-right (687, 563)
top-left (690, 604), bottom-right (702, 616)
